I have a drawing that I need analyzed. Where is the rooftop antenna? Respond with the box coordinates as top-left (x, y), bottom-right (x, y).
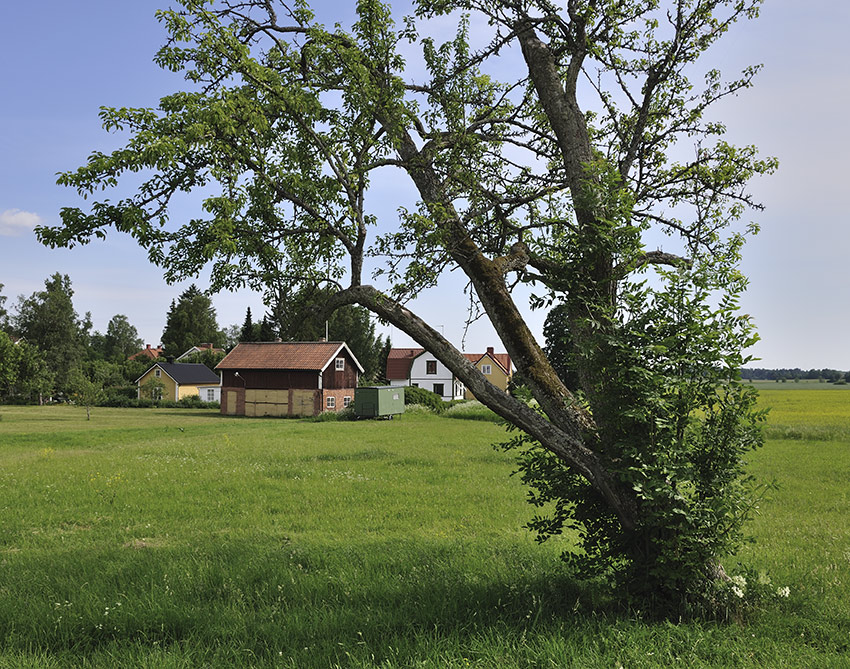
top-left (325, 320), bottom-right (329, 341)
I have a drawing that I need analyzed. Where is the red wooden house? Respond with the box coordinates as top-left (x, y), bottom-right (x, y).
top-left (216, 341), bottom-right (363, 417)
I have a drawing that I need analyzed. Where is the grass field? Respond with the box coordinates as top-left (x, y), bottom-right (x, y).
top-left (0, 394), bottom-right (848, 667)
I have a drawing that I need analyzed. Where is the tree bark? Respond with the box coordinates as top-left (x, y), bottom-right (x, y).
top-left (325, 284), bottom-right (638, 531)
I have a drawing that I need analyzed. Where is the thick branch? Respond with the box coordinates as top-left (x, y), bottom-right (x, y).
top-left (325, 284), bottom-right (637, 531)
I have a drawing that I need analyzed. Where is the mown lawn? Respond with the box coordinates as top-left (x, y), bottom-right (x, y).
top-left (0, 399), bottom-right (848, 667)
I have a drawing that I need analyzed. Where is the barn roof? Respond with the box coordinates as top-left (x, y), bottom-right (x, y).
top-left (216, 342), bottom-right (364, 373)
top-left (386, 347), bottom-right (424, 380)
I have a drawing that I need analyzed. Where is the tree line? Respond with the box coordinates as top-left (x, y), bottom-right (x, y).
top-left (0, 275), bottom-right (388, 405)
top-left (741, 368), bottom-right (849, 383)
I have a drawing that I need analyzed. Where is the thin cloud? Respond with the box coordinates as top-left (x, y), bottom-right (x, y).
top-left (0, 209), bottom-right (43, 236)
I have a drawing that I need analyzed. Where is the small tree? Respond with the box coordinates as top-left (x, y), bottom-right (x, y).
top-left (239, 307), bottom-right (258, 342)
top-left (69, 370), bottom-right (105, 420)
top-left (140, 377), bottom-right (166, 402)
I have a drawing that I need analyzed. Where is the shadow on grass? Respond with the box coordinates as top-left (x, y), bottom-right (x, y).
top-left (0, 538), bottom-right (619, 667)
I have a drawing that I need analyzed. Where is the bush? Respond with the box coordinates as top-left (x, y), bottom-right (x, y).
top-left (402, 386), bottom-right (446, 412)
top-left (106, 385), bottom-right (137, 400)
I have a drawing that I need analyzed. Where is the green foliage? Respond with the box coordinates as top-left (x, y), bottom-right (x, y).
top-left (240, 306), bottom-right (258, 342)
top-left (0, 283), bottom-right (8, 331)
top-left (40, 0), bottom-right (779, 614)
top-left (0, 330), bottom-right (53, 403)
top-left (161, 284), bottom-right (225, 356)
top-left (102, 314), bottom-right (144, 361)
top-left (12, 273), bottom-right (90, 395)
top-left (139, 377), bottom-right (166, 401)
top-left (273, 286), bottom-right (387, 382)
top-left (68, 369), bottom-right (105, 420)
top-left (402, 385), bottom-right (447, 413)
top-left (506, 256), bottom-right (767, 611)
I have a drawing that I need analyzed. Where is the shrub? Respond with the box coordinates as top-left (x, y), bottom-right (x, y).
top-left (402, 386), bottom-right (445, 412)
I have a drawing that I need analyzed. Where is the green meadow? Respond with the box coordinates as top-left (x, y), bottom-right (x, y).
top-left (0, 393), bottom-right (848, 667)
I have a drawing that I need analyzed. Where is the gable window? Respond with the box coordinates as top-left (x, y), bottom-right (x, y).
top-left (335, 358), bottom-right (345, 371)
top-left (343, 396), bottom-right (352, 408)
top-left (433, 383), bottom-right (444, 397)
top-left (481, 364), bottom-right (492, 375)
top-left (154, 369), bottom-right (161, 378)
top-left (326, 396), bottom-right (336, 409)
top-left (426, 360), bottom-right (437, 374)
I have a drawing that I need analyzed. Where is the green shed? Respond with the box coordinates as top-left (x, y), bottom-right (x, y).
top-left (354, 386), bottom-right (405, 418)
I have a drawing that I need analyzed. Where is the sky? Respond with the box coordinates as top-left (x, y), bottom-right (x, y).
top-left (1, 0), bottom-right (848, 368)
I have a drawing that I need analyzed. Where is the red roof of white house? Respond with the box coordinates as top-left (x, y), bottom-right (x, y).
top-left (216, 341), bottom-right (364, 373)
top-left (386, 347), bottom-right (424, 380)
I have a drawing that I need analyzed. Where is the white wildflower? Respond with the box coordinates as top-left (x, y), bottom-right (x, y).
top-left (732, 586), bottom-right (745, 599)
top-left (731, 575), bottom-right (747, 590)
top-left (777, 586), bottom-right (790, 598)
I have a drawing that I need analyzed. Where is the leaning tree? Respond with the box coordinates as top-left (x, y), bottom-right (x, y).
top-left (40, 0), bottom-right (776, 610)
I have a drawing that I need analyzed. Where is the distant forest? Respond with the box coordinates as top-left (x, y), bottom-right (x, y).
top-left (742, 368), bottom-right (849, 383)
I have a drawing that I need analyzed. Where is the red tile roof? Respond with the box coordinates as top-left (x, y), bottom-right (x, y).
top-left (129, 344), bottom-right (164, 361)
top-left (216, 342), bottom-right (363, 372)
top-left (464, 351), bottom-right (512, 375)
top-left (386, 348), bottom-right (424, 380)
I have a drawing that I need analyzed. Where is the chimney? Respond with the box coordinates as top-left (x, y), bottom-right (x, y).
top-left (146, 344), bottom-right (152, 350)
top-left (166, 356), bottom-right (175, 364)
top-left (486, 346), bottom-right (494, 356)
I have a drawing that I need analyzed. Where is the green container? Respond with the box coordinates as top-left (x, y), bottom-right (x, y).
top-left (354, 386), bottom-right (405, 418)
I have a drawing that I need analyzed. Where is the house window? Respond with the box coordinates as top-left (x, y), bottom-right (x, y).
top-left (481, 364), bottom-right (492, 375)
top-left (207, 389), bottom-right (215, 401)
top-left (343, 396), bottom-right (352, 408)
top-left (326, 396), bottom-right (336, 409)
top-left (336, 358), bottom-right (345, 371)
top-left (426, 360), bottom-right (437, 374)
top-left (152, 387), bottom-right (162, 400)
top-left (433, 383), bottom-right (444, 397)
top-left (154, 369), bottom-right (161, 378)
top-left (411, 383), bottom-right (419, 388)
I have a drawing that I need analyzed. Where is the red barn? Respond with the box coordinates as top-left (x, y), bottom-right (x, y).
top-left (216, 342), bottom-right (363, 417)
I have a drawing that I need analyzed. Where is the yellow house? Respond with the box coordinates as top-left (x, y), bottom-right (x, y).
top-left (463, 347), bottom-right (512, 400)
top-left (136, 361), bottom-right (221, 401)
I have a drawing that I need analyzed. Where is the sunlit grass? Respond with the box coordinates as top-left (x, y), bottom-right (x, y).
top-left (0, 400), bottom-right (848, 667)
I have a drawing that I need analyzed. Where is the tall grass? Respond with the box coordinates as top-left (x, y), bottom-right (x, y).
top-left (0, 401), bottom-right (848, 667)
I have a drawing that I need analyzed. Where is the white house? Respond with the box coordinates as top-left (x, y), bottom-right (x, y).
top-left (386, 348), bottom-right (465, 401)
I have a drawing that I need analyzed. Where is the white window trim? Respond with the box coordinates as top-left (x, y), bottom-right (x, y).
top-left (326, 396), bottom-right (336, 409)
top-left (335, 358), bottom-right (345, 371)
top-left (343, 396), bottom-right (351, 408)
top-left (154, 369), bottom-right (161, 377)
top-left (481, 364), bottom-right (492, 375)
